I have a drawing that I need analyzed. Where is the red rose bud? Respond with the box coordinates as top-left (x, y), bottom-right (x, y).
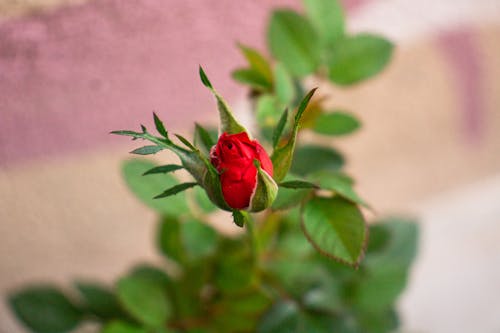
top-left (210, 132), bottom-right (277, 210)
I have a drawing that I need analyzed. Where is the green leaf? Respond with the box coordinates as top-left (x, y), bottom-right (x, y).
top-left (181, 218), bottom-right (218, 260)
top-left (237, 43), bottom-right (273, 84)
top-left (272, 108), bottom-right (289, 149)
top-left (154, 182), bottom-right (198, 199)
top-left (9, 286), bottom-right (82, 333)
top-left (193, 123), bottom-right (216, 156)
top-left (192, 186), bottom-right (216, 213)
top-left (157, 216), bottom-right (184, 264)
top-left (355, 218), bottom-right (418, 310)
top-left (328, 33), bottom-right (394, 85)
top-left (356, 307), bottom-right (399, 333)
top-left (268, 10), bottom-right (321, 77)
top-left (303, 0), bottom-right (345, 48)
top-left (101, 321), bottom-right (148, 333)
top-left (212, 289), bottom-right (272, 332)
top-left (310, 170), bottom-right (368, 207)
top-left (110, 130), bottom-right (144, 139)
top-left (129, 265), bottom-right (172, 289)
top-left (279, 180), bottom-right (318, 189)
top-left (313, 111), bottom-right (361, 136)
top-left (75, 282), bottom-right (123, 320)
top-left (199, 66), bottom-right (248, 135)
top-left (272, 88), bottom-right (317, 182)
top-left (274, 63), bottom-right (295, 105)
top-left (232, 68), bottom-right (273, 91)
top-left (257, 300), bottom-right (333, 333)
top-left (301, 196), bottom-right (367, 266)
top-left (153, 113), bottom-right (168, 138)
top-left (272, 174), bottom-right (312, 210)
top-left (130, 145), bottom-right (164, 155)
top-left (122, 159), bottom-right (189, 216)
top-left (116, 275), bottom-right (171, 327)
top-left (291, 144), bottom-right (344, 176)
top-left (272, 186), bottom-right (311, 210)
top-left (143, 164), bottom-right (183, 176)
top-left (214, 239), bottom-right (255, 293)
top-left (174, 134), bottom-right (196, 150)
top-left (256, 94), bottom-right (281, 129)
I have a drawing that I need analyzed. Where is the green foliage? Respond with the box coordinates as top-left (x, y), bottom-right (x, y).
top-left (122, 159), bottom-right (189, 216)
top-left (268, 10), bottom-right (321, 77)
top-left (328, 34), bottom-right (394, 85)
top-left (8, 1), bottom-right (417, 333)
top-left (9, 286), bottom-right (82, 333)
top-left (101, 321), bottom-right (148, 333)
top-left (313, 111), bottom-right (361, 136)
top-left (302, 196), bottom-right (367, 266)
top-left (116, 275), bottom-right (171, 327)
top-left (303, 0), bottom-right (345, 48)
top-left (75, 282), bottom-right (124, 320)
top-left (291, 144), bottom-right (344, 176)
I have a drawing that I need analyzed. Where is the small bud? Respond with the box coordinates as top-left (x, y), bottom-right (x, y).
top-left (209, 132), bottom-right (277, 211)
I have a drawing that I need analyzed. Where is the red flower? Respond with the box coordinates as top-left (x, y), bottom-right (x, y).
top-left (210, 132), bottom-right (274, 209)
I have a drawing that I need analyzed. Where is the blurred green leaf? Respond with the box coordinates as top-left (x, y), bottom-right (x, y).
top-left (355, 219), bottom-right (418, 310)
top-left (272, 174), bottom-right (312, 210)
top-left (328, 34), bottom-right (393, 85)
top-left (257, 300), bottom-right (333, 333)
top-left (193, 186), bottom-right (217, 213)
top-left (303, 0), bottom-right (345, 49)
top-left (157, 216), bottom-right (184, 264)
top-left (274, 63), bottom-right (295, 105)
top-left (302, 196), bottom-right (367, 266)
top-left (237, 44), bottom-right (273, 83)
top-left (214, 239), bottom-right (255, 293)
top-left (9, 286), bottom-right (82, 333)
top-left (130, 145), bottom-right (164, 155)
top-left (122, 159), bottom-right (189, 216)
top-left (310, 170), bottom-right (368, 207)
top-left (268, 10), bottom-right (321, 77)
top-left (193, 123), bottom-right (217, 156)
top-left (291, 144), bottom-right (344, 176)
top-left (75, 282), bottom-right (124, 320)
top-left (129, 265), bottom-right (172, 289)
top-left (256, 94), bottom-right (281, 129)
top-left (181, 218), bottom-right (218, 260)
top-left (212, 289), bottom-right (271, 333)
top-left (355, 307), bottom-right (399, 333)
top-left (232, 68), bottom-right (273, 91)
top-left (313, 111), bottom-right (361, 136)
top-left (101, 321), bottom-right (148, 333)
top-left (116, 275), bottom-right (171, 327)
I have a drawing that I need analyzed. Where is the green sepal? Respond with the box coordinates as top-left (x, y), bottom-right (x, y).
top-left (249, 160), bottom-right (279, 212)
top-left (232, 210), bottom-right (247, 228)
top-left (271, 88), bottom-right (317, 181)
top-left (199, 66), bottom-right (249, 135)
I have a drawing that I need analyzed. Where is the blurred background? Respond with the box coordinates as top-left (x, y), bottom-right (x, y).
top-left (0, 0), bottom-right (499, 332)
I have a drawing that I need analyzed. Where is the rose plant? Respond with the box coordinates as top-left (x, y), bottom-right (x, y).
top-left (7, 1), bottom-right (418, 333)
